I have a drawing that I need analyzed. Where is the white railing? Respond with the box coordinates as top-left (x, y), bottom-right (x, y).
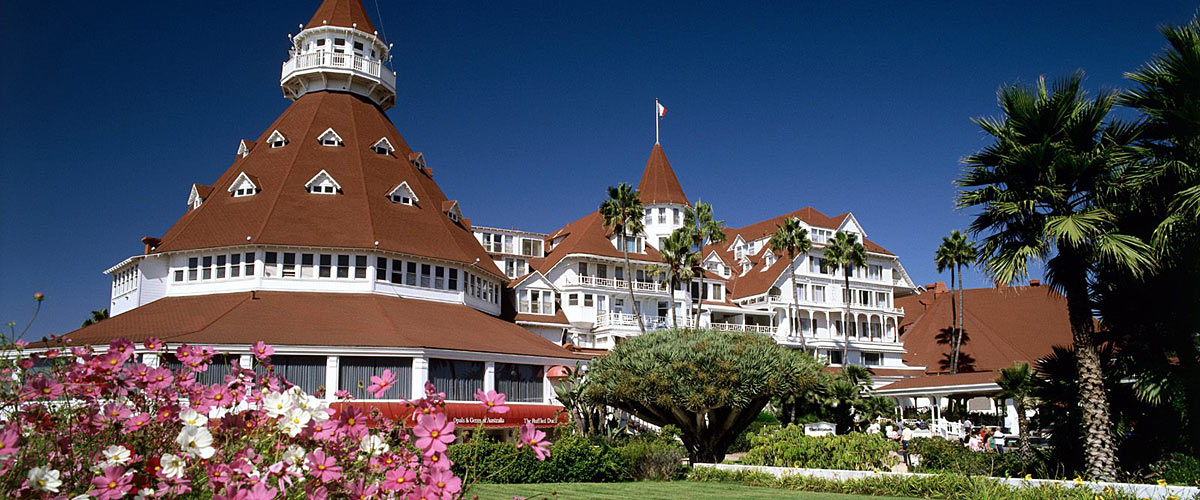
top-left (594, 311), bottom-right (689, 330)
top-left (710, 322), bottom-right (776, 334)
top-left (572, 275), bottom-right (668, 293)
top-left (281, 51), bottom-right (397, 90)
top-left (739, 295), bottom-right (789, 306)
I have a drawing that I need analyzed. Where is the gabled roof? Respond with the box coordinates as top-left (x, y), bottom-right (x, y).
top-left (894, 286), bottom-right (1073, 375)
top-left (227, 172), bottom-right (260, 193)
top-left (637, 144), bottom-right (689, 206)
top-left (387, 181), bottom-right (418, 203)
top-left (723, 207), bottom-right (894, 256)
top-left (237, 140), bottom-right (255, 158)
top-left (536, 211), bottom-right (664, 273)
top-left (153, 91), bottom-right (504, 279)
top-left (305, 0), bottom-right (377, 33)
top-left (58, 292), bottom-right (581, 359)
top-left (305, 170), bottom-right (341, 191)
top-left (189, 184), bottom-right (213, 205)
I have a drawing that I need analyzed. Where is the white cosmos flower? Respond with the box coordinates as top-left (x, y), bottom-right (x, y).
top-left (280, 408), bottom-right (311, 437)
top-left (208, 406), bottom-right (229, 420)
top-left (262, 391), bottom-right (292, 418)
top-left (359, 434), bottom-right (388, 456)
top-left (176, 426), bottom-right (215, 459)
top-left (160, 453), bottom-right (185, 479)
top-left (282, 445), bottom-right (306, 464)
top-left (102, 444), bottom-right (132, 466)
top-left (308, 403), bottom-right (331, 422)
top-left (27, 466), bottom-right (62, 493)
top-left (134, 487), bottom-right (156, 500)
top-left (179, 409), bottom-right (208, 427)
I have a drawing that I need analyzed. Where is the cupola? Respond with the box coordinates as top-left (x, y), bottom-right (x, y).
top-left (280, 0), bottom-right (397, 110)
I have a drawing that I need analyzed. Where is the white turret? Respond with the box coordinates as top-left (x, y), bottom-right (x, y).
top-left (280, 0), bottom-right (397, 109)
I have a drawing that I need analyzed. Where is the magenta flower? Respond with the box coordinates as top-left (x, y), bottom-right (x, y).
top-left (367, 369), bottom-right (396, 398)
top-left (0, 425), bottom-right (19, 458)
top-left (381, 467), bottom-right (415, 492)
top-left (100, 403), bottom-right (132, 424)
top-left (517, 422), bottom-right (552, 461)
top-left (144, 367), bottom-right (173, 391)
top-left (21, 375), bottom-right (63, 401)
top-left (91, 466), bottom-right (133, 500)
top-left (306, 448), bottom-right (342, 483)
top-left (474, 389), bottom-right (510, 414)
top-left (251, 341), bottom-right (274, 360)
top-left (125, 412), bottom-right (152, 432)
top-left (410, 485), bottom-right (441, 500)
top-left (413, 413), bottom-right (456, 456)
top-left (246, 481), bottom-right (278, 500)
top-left (428, 467), bottom-right (462, 497)
top-left (347, 478), bottom-right (379, 499)
top-left (143, 337), bottom-right (163, 351)
top-left (203, 385), bottom-right (234, 408)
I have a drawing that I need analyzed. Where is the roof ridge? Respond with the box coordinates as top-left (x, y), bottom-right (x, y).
top-left (350, 97), bottom-right (379, 249)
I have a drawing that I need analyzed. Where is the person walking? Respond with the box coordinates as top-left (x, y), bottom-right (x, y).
top-left (900, 425), bottom-right (914, 467)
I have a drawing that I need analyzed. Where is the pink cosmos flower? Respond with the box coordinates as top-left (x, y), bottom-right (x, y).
top-left (0, 425), bottom-right (19, 458)
top-left (100, 403), bottom-right (132, 424)
top-left (310, 419), bottom-right (340, 441)
top-left (474, 389), bottom-right (510, 414)
top-left (338, 406), bottom-right (368, 438)
top-left (251, 341), bottom-right (274, 361)
top-left (306, 448), bottom-right (342, 483)
top-left (144, 367), bottom-right (173, 391)
top-left (245, 481), bottom-right (278, 500)
top-left (21, 375), bottom-right (64, 401)
top-left (517, 422), bottom-right (552, 461)
top-left (143, 337), bottom-right (163, 351)
top-left (109, 338), bottom-right (136, 361)
top-left (347, 478), bottom-right (379, 499)
top-left (410, 485), bottom-right (441, 500)
top-left (428, 467), bottom-right (462, 497)
top-left (367, 369), bottom-right (396, 398)
top-left (125, 412), bottom-right (152, 432)
top-left (413, 413), bottom-right (456, 456)
top-left (91, 466), bottom-right (133, 500)
top-left (381, 467), bottom-right (415, 492)
top-left (203, 385), bottom-right (234, 408)
top-left (423, 381), bottom-right (446, 402)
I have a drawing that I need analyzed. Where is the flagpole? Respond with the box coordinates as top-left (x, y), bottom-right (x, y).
top-left (655, 98), bottom-right (660, 144)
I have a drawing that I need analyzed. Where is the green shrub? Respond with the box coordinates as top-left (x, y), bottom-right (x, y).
top-left (741, 427), bottom-right (899, 470)
top-left (448, 434), bottom-right (627, 484)
top-left (615, 435), bottom-right (688, 480)
top-left (1153, 452), bottom-right (1200, 486)
top-left (909, 437), bottom-right (1031, 477)
top-left (688, 467), bottom-right (1149, 500)
top-left (728, 412), bottom-right (780, 453)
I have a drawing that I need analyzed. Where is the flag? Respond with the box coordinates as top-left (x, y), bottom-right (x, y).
top-left (656, 101), bottom-right (667, 118)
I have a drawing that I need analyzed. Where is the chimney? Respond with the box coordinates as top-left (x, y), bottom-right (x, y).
top-left (141, 236), bottom-right (162, 254)
top-left (1029, 279), bottom-right (1040, 287)
top-left (924, 281), bottom-right (948, 293)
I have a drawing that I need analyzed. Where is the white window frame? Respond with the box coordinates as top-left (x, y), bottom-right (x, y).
top-left (372, 137), bottom-right (395, 155)
top-left (267, 130), bottom-right (287, 148)
top-left (317, 128), bottom-right (344, 147)
top-left (304, 170), bottom-right (341, 195)
top-left (228, 172), bottom-right (258, 198)
top-left (387, 181), bottom-right (418, 205)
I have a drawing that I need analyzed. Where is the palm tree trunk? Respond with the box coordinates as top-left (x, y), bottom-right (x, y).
top-left (843, 270), bottom-right (852, 342)
top-left (788, 250), bottom-right (801, 346)
top-left (1062, 265), bottom-right (1118, 480)
top-left (1016, 400), bottom-right (1033, 458)
top-left (949, 266), bottom-right (960, 374)
top-left (670, 277), bottom-right (679, 329)
top-left (955, 264), bottom-right (966, 372)
top-left (623, 233), bottom-right (646, 333)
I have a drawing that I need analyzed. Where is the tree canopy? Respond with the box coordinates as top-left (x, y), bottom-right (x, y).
top-left (584, 329), bottom-right (822, 463)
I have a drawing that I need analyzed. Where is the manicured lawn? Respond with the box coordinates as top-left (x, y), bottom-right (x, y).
top-left (470, 482), bottom-right (917, 500)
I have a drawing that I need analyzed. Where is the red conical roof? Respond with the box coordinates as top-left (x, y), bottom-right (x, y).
top-left (155, 91), bottom-right (504, 279)
top-left (306, 0), bottom-right (377, 33)
top-left (637, 144), bottom-right (689, 206)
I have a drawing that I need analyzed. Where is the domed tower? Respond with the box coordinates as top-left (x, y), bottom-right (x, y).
top-left (638, 144), bottom-right (690, 249)
top-left (281, 0), bottom-right (396, 109)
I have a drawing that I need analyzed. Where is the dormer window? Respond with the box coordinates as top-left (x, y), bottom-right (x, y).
top-left (236, 139), bottom-right (255, 158)
top-left (372, 137), bottom-right (395, 155)
top-left (268, 130), bottom-right (287, 148)
top-left (188, 184), bottom-right (212, 209)
top-left (305, 170), bottom-right (341, 195)
top-left (443, 201), bottom-right (462, 222)
top-left (228, 172), bottom-right (259, 197)
top-left (409, 152), bottom-right (427, 171)
top-left (388, 182), bottom-right (418, 206)
top-left (318, 128), bottom-right (344, 147)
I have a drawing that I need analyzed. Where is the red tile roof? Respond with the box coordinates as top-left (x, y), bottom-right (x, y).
top-left (58, 292), bottom-right (583, 359)
top-left (537, 211), bottom-right (664, 273)
top-left (895, 286), bottom-right (1073, 374)
top-left (305, 0), bottom-right (377, 33)
top-left (193, 184), bottom-right (213, 199)
top-left (637, 144), bottom-right (689, 206)
top-left (725, 207), bottom-right (894, 256)
top-left (153, 91), bottom-right (504, 280)
top-left (876, 370), bottom-right (1001, 392)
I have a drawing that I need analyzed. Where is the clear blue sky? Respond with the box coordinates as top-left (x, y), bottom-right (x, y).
top-left (1, 1), bottom-right (1194, 340)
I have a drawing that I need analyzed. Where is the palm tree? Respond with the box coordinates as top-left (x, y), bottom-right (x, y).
top-left (823, 231), bottom-right (867, 347)
top-left (81, 308), bottom-right (109, 327)
top-left (600, 183), bottom-right (648, 333)
top-left (995, 362), bottom-right (1037, 458)
top-left (958, 73), bottom-right (1154, 480)
top-left (934, 231), bottom-right (977, 374)
top-left (649, 228), bottom-right (698, 329)
top-left (681, 201), bottom-right (728, 326)
top-left (768, 218), bottom-right (811, 341)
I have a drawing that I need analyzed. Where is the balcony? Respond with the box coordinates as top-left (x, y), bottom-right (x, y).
top-left (594, 311), bottom-right (690, 331)
top-left (281, 52), bottom-right (397, 93)
top-left (710, 322), bottom-right (776, 334)
top-left (570, 275), bottom-right (668, 294)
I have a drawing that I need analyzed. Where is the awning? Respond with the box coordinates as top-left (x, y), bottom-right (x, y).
top-left (332, 401), bottom-right (568, 429)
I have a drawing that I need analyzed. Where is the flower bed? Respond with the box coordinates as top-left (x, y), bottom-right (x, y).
top-left (0, 337), bottom-right (549, 498)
